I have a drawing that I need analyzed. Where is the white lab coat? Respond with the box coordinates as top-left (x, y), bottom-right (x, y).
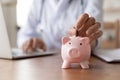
top-left (17, 0), bottom-right (103, 51)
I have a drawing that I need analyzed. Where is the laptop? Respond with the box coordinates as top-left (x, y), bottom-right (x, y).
top-left (93, 49), bottom-right (120, 62)
top-left (0, 4), bottom-right (55, 59)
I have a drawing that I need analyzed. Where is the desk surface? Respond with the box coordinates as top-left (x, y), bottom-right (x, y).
top-left (0, 53), bottom-right (120, 80)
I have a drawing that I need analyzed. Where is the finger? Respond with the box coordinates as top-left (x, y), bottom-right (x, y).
top-left (67, 28), bottom-right (76, 36)
top-left (74, 13), bottom-right (89, 30)
top-left (78, 17), bottom-right (95, 37)
top-left (32, 38), bottom-right (37, 49)
top-left (37, 42), bottom-right (45, 51)
top-left (25, 39), bottom-right (33, 53)
top-left (86, 22), bottom-right (101, 36)
top-left (22, 39), bottom-right (32, 52)
top-left (22, 42), bottom-right (28, 52)
top-left (89, 30), bottom-right (103, 43)
top-left (37, 40), bottom-right (46, 51)
top-left (27, 47), bottom-right (34, 53)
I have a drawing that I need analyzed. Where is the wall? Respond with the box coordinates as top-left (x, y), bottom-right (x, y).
top-left (104, 0), bottom-right (120, 21)
top-left (103, 0), bottom-right (120, 48)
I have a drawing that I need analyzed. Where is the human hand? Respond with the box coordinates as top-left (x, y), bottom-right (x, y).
top-left (68, 13), bottom-right (103, 43)
top-left (22, 38), bottom-right (46, 53)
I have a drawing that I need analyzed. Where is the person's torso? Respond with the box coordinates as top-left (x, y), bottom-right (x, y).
top-left (36, 0), bottom-right (88, 49)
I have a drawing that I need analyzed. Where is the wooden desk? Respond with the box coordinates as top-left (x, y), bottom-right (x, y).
top-left (0, 53), bottom-right (120, 80)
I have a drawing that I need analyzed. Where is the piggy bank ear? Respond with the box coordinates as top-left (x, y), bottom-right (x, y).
top-left (62, 37), bottom-right (70, 45)
top-left (81, 37), bottom-right (90, 44)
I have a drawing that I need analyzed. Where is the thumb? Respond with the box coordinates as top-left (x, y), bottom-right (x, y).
top-left (67, 28), bottom-right (76, 36)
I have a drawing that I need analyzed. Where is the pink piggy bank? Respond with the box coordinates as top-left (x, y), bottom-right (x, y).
top-left (61, 36), bottom-right (91, 69)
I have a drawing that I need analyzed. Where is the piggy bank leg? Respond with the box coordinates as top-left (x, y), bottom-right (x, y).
top-left (62, 61), bottom-right (71, 69)
top-left (80, 61), bottom-right (89, 69)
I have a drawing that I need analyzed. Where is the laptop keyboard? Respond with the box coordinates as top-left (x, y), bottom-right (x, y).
top-left (12, 49), bottom-right (41, 56)
top-left (12, 48), bottom-right (53, 58)
top-left (99, 49), bottom-right (120, 59)
top-left (94, 49), bottom-right (120, 62)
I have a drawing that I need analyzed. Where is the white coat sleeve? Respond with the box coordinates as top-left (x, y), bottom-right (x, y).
top-left (17, 0), bottom-right (42, 48)
top-left (84, 0), bottom-right (103, 23)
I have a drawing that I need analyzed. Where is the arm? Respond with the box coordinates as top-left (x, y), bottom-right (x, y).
top-left (17, 0), bottom-right (43, 48)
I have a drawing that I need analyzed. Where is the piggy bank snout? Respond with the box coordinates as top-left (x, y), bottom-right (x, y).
top-left (68, 48), bottom-right (80, 58)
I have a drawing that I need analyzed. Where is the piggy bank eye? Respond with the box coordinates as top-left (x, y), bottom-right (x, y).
top-left (80, 43), bottom-right (82, 45)
top-left (69, 42), bottom-right (71, 45)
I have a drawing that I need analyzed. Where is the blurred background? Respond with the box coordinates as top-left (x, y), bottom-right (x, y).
top-left (0, 0), bottom-right (120, 49)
